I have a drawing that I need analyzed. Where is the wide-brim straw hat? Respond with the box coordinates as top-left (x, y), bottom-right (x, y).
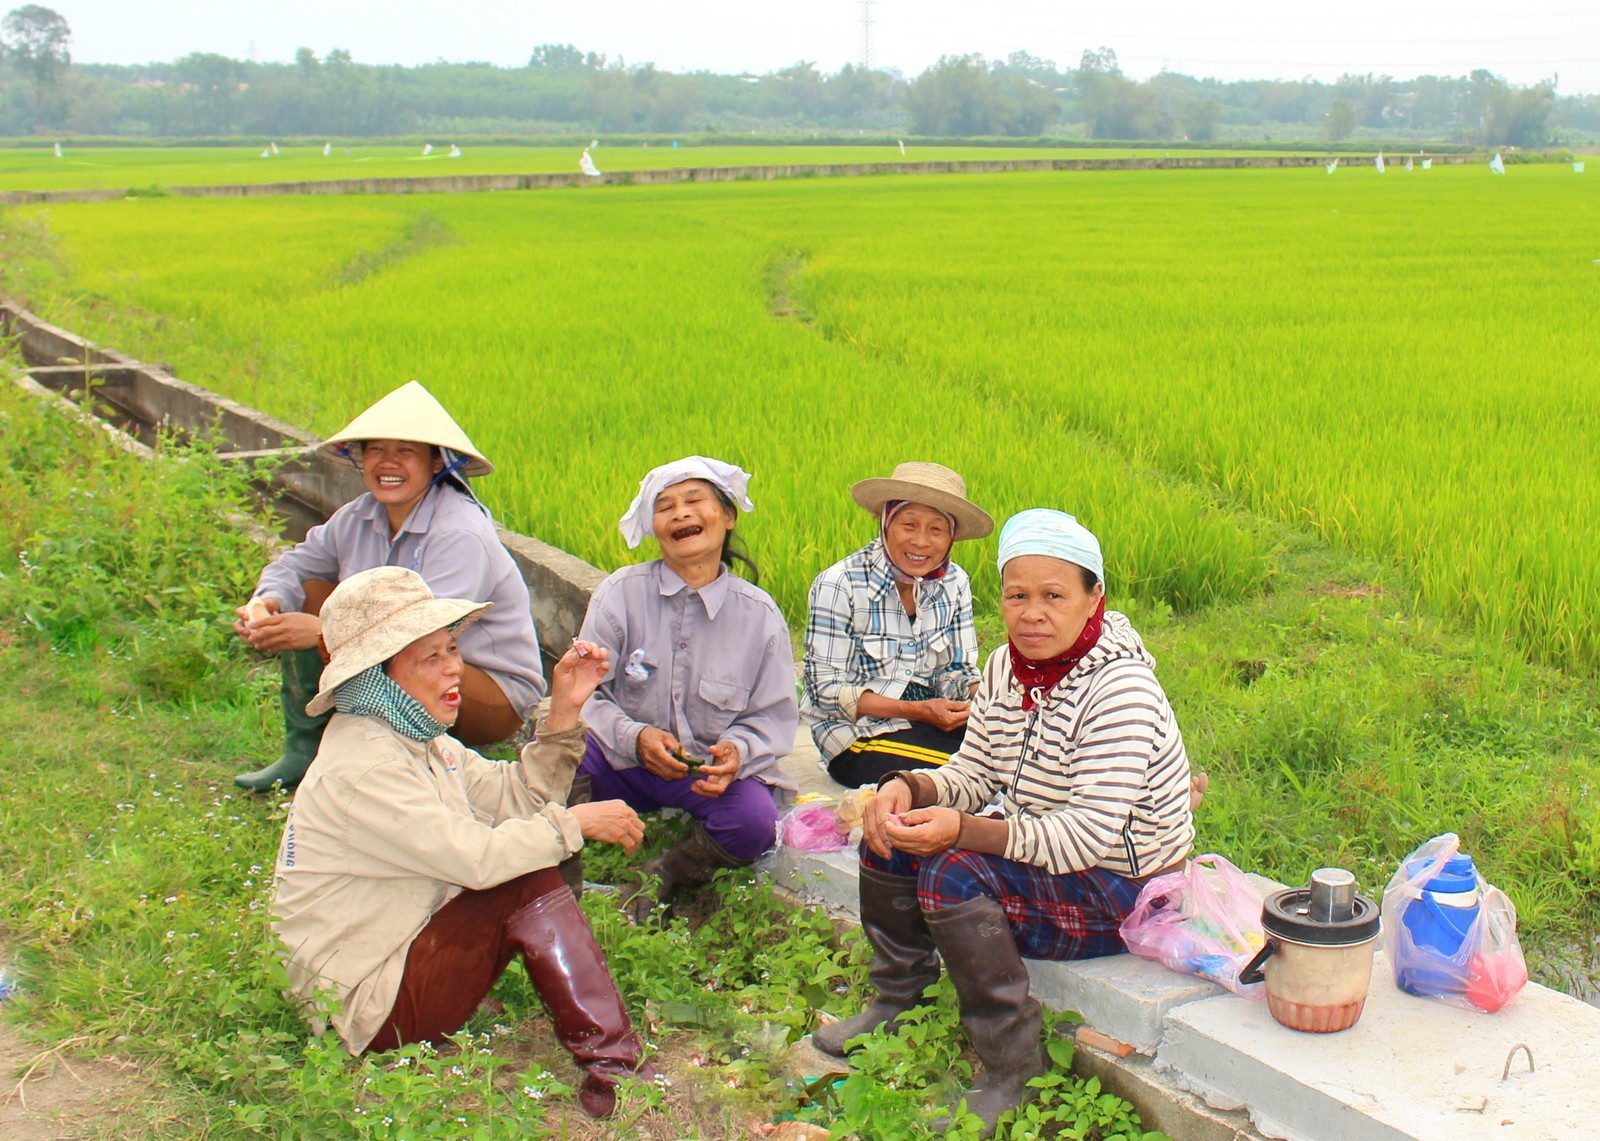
top-left (850, 462), bottom-right (994, 540)
top-left (306, 566), bottom-right (491, 716)
top-left (318, 381), bottom-right (494, 477)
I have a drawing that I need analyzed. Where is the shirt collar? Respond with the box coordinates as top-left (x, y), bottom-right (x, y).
top-left (657, 560), bottom-right (732, 620)
top-left (862, 539), bottom-right (904, 600)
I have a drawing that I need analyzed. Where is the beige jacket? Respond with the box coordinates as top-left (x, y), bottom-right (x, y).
top-left (271, 712), bottom-right (586, 1054)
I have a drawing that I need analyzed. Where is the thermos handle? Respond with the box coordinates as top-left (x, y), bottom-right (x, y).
top-left (1239, 937), bottom-right (1279, 985)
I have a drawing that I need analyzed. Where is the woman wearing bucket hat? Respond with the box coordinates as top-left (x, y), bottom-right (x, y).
top-left (233, 380), bottom-right (545, 792)
top-left (271, 566), bottom-right (657, 1118)
top-left (575, 456), bottom-right (798, 923)
top-left (802, 462), bottom-right (992, 788)
top-left (812, 510), bottom-right (1197, 1137)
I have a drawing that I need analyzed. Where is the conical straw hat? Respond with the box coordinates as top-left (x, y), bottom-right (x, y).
top-left (850, 462), bottom-right (993, 540)
top-left (318, 381), bottom-right (493, 477)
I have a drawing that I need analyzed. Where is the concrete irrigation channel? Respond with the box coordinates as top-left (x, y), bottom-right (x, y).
top-left (8, 298), bottom-right (1600, 1139)
top-left (0, 152), bottom-right (1482, 205)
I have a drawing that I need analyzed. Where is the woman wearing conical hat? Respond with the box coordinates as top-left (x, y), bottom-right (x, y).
top-left (232, 381), bottom-right (545, 791)
top-left (802, 462), bottom-right (993, 789)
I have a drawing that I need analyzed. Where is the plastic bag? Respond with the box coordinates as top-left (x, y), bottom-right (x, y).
top-left (1382, 833), bottom-right (1527, 1012)
top-left (779, 802), bottom-right (850, 851)
top-left (1119, 854), bottom-right (1267, 998)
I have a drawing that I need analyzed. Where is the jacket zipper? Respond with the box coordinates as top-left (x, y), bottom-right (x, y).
top-left (1009, 700), bottom-right (1041, 803)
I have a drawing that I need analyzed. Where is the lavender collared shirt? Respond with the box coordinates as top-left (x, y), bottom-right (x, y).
top-left (253, 484), bottom-right (546, 718)
top-left (579, 560), bottom-right (798, 795)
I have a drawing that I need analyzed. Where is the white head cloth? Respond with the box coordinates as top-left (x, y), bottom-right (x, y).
top-left (617, 455), bottom-right (755, 549)
top-left (996, 508), bottom-right (1104, 582)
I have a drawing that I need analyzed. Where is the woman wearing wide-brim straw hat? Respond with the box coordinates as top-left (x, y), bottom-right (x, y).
top-left (802, 461), bottom-right (993, 789)
top-left (270, 566), bottom-right (658, 1118)
top-left (232, 381), bottom-right (545, 792)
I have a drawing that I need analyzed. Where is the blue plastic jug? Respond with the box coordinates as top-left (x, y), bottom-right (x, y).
top-left (1396, 852), bottom-right (1481, 997)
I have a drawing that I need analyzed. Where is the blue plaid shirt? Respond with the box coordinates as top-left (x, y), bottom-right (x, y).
top-left (802, 538), bottom-right (979, 761)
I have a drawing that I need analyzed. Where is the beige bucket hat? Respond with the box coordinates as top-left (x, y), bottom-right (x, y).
top-left (318, 381), bottom-right (494, 477)
top-left (306, 566), bottom-right (491, 716)
top-left (851, 462), bottom-right (994, 540)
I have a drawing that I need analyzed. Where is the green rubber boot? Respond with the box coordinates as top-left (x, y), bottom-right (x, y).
top-left (235, 647), bottom-right (331, 793)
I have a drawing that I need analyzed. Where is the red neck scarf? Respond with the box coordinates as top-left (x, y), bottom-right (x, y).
top-left (1008, 596), bottom-right (1105, 710)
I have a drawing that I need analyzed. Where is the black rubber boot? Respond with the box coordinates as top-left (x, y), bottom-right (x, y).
top-left (508, 884), bottom-right (658, 1118)
top-left (926, 895), bottom-right (1047, 1137)
top-left (624, 823), bottom-right (746, 924)
top-left (235, 647), bottom-right (330, 792)
top-left (813, 865), bottom-right (940, 1056)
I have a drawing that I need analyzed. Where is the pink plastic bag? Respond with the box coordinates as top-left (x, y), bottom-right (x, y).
top-left (779, 803), bottom-right (850, 851)
top-left (1382, 833), bottom-right (1527, 1013)
top-left (1119, 854), bottom-right (1267, 998)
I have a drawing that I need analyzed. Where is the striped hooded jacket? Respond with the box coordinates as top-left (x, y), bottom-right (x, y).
top-left (924, 610), bottom-right (1195, 878)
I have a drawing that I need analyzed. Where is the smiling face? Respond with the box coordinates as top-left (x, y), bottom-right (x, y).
top-left (651, 478), bottom-right (734, 568)
top-left (358, 439), bottom-right (444, 519)
top-left (1001, 555), bottom-right (1105, 661)
top-left (384, 627), bottom-right (464, 725)
top-left (883, 502), bottom-right (955, 579)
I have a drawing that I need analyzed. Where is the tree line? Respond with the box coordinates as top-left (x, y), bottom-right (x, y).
top-left (1, 6), bottom-right (1593, 146)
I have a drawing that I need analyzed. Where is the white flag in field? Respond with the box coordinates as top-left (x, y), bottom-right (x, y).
top-left (1421, 159), bottom-right (1432, 170)
top-left (1326, 159), bottom-right (1339, 174)
top-left (422, 143), bottom-right (433, 156)
top-left (260, 147), bottom-right (271, 159)
top-left (53, 141), bottom-right (62, 158)
top-left (1577, 162), bottom-right (1586, 174)
top-left (322, 142), bottom-right (331, 156)
top-left (1375, 152), bottom-right (1386, 173)
top-left (898, 139), bottom-right (906, 156)
top-left (1404, 157), bottom-right (1414, 172)
top-left (270, 141), bottom-right (279, 155)
top-left (448, 144), bottom-right (462, 158)
top-left (1489, 152), bottom-right (1505, 175)
top-left (580, 149), bottom-right (601, 177)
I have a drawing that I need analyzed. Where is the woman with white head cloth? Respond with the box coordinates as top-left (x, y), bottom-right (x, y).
top-left (577, 456), bottom-right (799, 921)
top-left (813, 509), bottom-right (1197, 1137)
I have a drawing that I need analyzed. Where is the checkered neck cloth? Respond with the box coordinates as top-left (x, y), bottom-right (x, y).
top-left (332, 664), bottom-right (449, 742)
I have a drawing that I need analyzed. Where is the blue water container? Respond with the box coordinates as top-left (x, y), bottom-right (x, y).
top-left (1396, 852), bottom-right (1481, 997)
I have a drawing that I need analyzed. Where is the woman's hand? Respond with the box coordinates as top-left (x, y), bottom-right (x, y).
top-left (691, 741), bottom-right (740, 798)
top-left (882, 806), bottom-right (961, 857)
top-left (636, 726), bottom-right (687, 779)
top-left (239, 610), bottom-right (322, 653)
top-left (569, 800), bottom-right (644, 854)
top-left (911, 698), bottom-right (970, 733)
top-left (863, 777), bottom-right (913, 859)
top-left (546, 641), bottom-right (610, 732)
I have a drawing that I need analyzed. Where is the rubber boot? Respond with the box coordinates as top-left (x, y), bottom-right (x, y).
top-left (926, 895), bottom-right (1047, 1138)
top-left (236, 647), bottom-right (330, 792)
top-left (813, 866), bottom-right (940, 1057)
top-left (508, 884), bottom-right (657, 1118)
top-left (557, 773), bottom-right (592, 900)
top-left (625, 823), bottom-right (746, 925)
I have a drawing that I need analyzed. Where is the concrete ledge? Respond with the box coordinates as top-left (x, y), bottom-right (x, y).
top-left (2, 299), bottom-right (607, 656)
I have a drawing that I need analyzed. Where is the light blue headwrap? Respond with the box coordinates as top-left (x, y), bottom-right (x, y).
top-left (996, 509), bottom-right (1104, 583)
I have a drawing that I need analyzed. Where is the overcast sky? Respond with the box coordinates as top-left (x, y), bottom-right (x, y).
top-left (51, 0), bottom-right (1600, 95)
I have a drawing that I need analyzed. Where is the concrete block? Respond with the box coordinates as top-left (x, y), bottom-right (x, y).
top-left (1072, 1037), bottom-right (1265, 1141)
top-left (760, 845), bottom-right (861, 917)
top-left (1157, 950), bottom-right (1600, 1140)
top-left (1030, 954), bottom-right (1224, 1055)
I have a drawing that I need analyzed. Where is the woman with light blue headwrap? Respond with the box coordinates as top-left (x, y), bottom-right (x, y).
top-left (233, 381), bottom-right (545, 791)
top-left (814, 509), bottom-right (1198, 1136)
top-left (576, 456), bottom-right (799, 923)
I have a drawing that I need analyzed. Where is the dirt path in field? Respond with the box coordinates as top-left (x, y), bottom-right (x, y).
top-left (0, 951), bottom-right (150, 1140)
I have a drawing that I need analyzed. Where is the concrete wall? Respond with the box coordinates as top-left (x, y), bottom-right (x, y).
top-left (0, 153), bottom-right (1478, 205)
top-left (2, 301), bottom-right (607, 655)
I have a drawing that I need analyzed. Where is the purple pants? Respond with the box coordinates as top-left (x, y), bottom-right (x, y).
top-left (579, 735), bottom-right (778, 862)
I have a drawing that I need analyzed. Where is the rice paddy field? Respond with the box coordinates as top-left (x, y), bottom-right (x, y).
top-left (0, 142), bottom-right (1325, 192)
top-left (5, 160), bottom-right (1595, 672)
